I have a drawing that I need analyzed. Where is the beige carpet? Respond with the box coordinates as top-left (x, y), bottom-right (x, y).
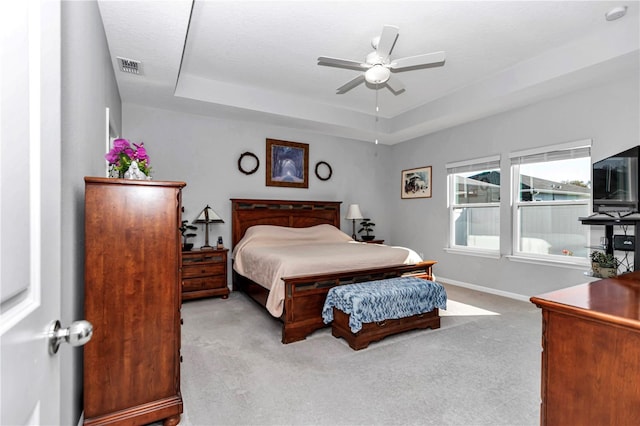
top-left (177, 283), bottom-right (541, 425)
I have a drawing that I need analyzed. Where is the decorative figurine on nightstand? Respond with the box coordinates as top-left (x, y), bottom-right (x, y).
top-left (179, 219), bottom-right (197, 251)
top-left (358, 218), bottom-right (376, 241)
top-left (217, 236), bottom-right (224, 249)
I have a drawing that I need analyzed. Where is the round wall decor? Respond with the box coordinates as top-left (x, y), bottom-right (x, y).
top-left (238, 151), bottom-right (259, 175)
top-left (315, 161), bottom-right (332, 181)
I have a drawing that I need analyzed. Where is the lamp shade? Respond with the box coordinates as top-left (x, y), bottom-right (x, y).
top-left (345, 204), bottom-right (364, 220)
top-left (193, 205), bottom-right (224, 224)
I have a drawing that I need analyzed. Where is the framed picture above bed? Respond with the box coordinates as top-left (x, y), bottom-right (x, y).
top-left (266, 138), bottom-right (309, 188)
top-left (402, 166), bottom-right (432, 199)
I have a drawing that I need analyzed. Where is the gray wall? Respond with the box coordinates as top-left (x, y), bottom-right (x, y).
top-left (124, 69), bottom-right (639, 300)
top-left (55, 2), bottom-right (639, 422)
top-left (60, 1), bottom-right (122, 424)
top-left (390, 72), bottom-right (640, 298)
top-left (122, 105), bottom-right (393, 252)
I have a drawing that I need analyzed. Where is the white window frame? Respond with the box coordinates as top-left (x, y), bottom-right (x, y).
top-left (446, 155), bottom-right (501, 257)
top-left (509, 140), bottom-right (592, 266)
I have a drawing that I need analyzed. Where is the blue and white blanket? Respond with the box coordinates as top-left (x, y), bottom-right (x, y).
top-left (322, 276), bottom-right (447, 333)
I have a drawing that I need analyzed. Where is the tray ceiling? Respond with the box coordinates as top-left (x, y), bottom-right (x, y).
top-left (98, 1), bottom-right (639, 144)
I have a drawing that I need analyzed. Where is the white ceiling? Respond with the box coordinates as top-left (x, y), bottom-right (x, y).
top-left (97, 1), bottom-right (640, 145)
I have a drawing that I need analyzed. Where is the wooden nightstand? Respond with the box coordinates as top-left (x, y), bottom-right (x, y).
top-left (181, 248), bottom-right (229, 301)
top-left (359, 239), bottom-right (384, 244)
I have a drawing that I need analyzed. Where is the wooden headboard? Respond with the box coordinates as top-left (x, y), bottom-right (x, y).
top-left (230, 199), bottom-right (342, 248)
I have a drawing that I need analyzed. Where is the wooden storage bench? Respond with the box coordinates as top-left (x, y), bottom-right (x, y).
top-left (332, 307), bottom-right (441, 350)
top-left (322, 276), bottom-right (447, 350)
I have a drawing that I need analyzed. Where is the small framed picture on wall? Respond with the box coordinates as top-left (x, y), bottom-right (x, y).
top-left (266, 138), bottom-right (309, 188)
top-left (401, 166), bottom-right (432, 199)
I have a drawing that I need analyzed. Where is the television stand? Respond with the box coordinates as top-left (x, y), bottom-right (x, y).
top-left (580, 215), bottom-right (640, 271)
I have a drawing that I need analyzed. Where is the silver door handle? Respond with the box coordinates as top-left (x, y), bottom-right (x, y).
top-left (47, 320), bottom-right (93, 355)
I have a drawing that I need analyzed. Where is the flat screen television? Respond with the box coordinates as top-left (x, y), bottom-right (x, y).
top-left (592, 146), bottom-right (640, 213)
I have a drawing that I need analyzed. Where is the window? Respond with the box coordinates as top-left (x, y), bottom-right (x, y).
top-left (510, 141), bottom-right (591, 261)
top-left (447, 155), bottom-right (501, 254)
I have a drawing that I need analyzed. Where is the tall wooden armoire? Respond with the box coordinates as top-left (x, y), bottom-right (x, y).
top-left (83, 177), bottom-right (186, 426)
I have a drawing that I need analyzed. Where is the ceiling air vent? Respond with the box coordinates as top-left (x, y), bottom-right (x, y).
top-left (117, 57), bottom-right (143, 75)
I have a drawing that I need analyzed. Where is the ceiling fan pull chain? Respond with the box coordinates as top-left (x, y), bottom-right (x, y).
top-left (375, 84), bottom-right (379, 144)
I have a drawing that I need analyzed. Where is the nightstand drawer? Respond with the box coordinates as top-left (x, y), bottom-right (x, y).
top-left (182, 276), bottom-right (227, 292)
top-left (182, 263), bottom-right (224, 278)
top-left (182, 252), bottom-right (226, 265)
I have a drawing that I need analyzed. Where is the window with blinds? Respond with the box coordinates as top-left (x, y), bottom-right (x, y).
top-left (446, 155), bottom-right (501, 253)
top-left (510, 140), bottom-right (591, 260)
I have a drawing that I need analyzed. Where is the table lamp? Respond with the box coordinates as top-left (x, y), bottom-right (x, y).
top-left (193, 204), bottom-right (224, 249)
top-left (345, 204), bottom-right (364, 240)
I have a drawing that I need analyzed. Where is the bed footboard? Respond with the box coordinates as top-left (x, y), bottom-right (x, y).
top-left (280, 261), bottom-right (436, 343)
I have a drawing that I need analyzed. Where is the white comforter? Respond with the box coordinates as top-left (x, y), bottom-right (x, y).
top-left (233, 224), bottom-right (423, 317)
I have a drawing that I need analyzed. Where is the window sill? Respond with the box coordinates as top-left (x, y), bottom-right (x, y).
top-left (505, 254), bottom-right (589, 270)
top-left (443, 247), bottom-right (501, 259)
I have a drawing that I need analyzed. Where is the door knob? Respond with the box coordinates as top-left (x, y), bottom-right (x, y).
top-left (47, 319), bottom-right (93, 355)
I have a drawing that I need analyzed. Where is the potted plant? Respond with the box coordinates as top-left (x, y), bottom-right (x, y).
top-left (180, 220), bottom-right (198, 251)
top-left (590, 250), bottom-right (619, 278)
top-left (358, 219), bottom-right (376, 241)
top-left (104, 138), bottom-right (152, 178)
top-left (590, 251), bottom-right (604, 277)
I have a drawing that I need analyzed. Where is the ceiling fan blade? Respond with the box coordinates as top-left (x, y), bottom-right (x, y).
top-left (390, 51), bottom-right (446, 70)
top-left (385, 75), bottom-right (405, 94)
top-left (318, 56), bottom-right (369, 71)
top-left (336, 74), bottom-right (365, 94)
top-left (376, 25), bottom-right (399, 59)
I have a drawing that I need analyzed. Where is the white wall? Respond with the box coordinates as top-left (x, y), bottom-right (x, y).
top-left (390, 72), bottom-right (640, 298)
top-left (60, 1), bottom-right (122, 424)
top-left (122, 105), bottom-right (393, 251)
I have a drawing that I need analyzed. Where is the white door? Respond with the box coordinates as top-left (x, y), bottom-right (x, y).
top-left (1, 1), bottom-right (63, 424)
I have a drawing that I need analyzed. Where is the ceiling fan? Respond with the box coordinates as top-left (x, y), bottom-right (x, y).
top-left (318, 25), bottom-right (446, 95)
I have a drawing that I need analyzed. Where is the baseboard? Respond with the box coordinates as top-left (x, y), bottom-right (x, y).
top-left (436, 276), bottom-right (531, 302)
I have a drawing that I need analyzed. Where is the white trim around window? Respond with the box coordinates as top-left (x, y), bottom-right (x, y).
top-left (510, 139), bottom-right (592, 265)
top-left (447, 155), bottom-right (501, 256)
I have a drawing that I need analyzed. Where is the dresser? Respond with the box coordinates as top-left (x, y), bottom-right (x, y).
top-left (530, 273), bottom-right (640, 426)
top-left (83, 177), bottom-right (185, 426)
top-left (181, 248), bottom-right (229, 300)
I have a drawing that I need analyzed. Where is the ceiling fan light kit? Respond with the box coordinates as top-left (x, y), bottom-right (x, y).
top-left (318, 24), bottom-right (446, 94)
top-left (365, 65), bottom-right (390, 84)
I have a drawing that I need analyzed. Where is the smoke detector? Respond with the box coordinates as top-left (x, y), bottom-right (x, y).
top-left (117, 57), bottom-right (143, 75)
top-left (605, 6), bottom-right (627, 21)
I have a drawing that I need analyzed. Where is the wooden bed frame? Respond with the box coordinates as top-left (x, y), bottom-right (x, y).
top-left (230, 198), bottom-right (437, 344)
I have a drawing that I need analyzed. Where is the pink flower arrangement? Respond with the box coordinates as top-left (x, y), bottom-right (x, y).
top-left (105, 138), bottom-right (151, 177)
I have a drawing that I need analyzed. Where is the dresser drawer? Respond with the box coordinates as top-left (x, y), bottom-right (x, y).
top-left (182, 276), bottom-right (227, 292)
top-left (182, 262), bottom-right (224, 278)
